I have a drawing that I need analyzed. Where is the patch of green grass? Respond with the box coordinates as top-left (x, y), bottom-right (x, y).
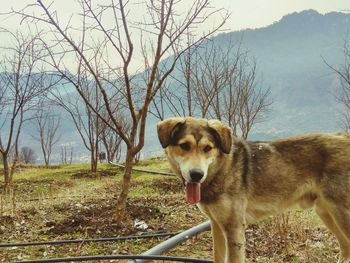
top-left (129, 181), bottom-right (161, 197)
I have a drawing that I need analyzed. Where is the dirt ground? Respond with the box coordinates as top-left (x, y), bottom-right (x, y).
top-left (0, 162), bottom-right (341, 262)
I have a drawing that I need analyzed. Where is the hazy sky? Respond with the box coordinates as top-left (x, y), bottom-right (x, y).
top-left (1, 0), bottom-right (349, 32)
top-left (1, 0), bottom-right (349, 73)
top-left (216, 0), bottom-right (349, 31)
top-left (0, 0), bottom-right (350, 31)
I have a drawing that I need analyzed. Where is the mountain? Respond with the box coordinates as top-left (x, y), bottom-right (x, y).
top-left (54, 10), bottom-right (350, 159)
top-left (3, 10), bottom-right (350, 162)
top-left (212, 10), bottom-right (349, 138)
top-left (144, 9), bottom-right (350, 154)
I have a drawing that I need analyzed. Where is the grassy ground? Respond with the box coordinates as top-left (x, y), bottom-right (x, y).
top-left (0, 159), bottom-right (340, 262)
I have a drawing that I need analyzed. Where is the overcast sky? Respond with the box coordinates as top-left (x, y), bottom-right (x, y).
top-left (0, 0), bottom-right (349, 73)
top-left (217, 0), bottom-right (349, 31)
top-left (2, 0), bottom-right (349, 32)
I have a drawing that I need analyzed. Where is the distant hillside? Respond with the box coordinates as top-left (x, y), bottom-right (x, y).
top-left (213, 10), bottom-right (349, 138)
top-left (144, 9), bottom-right (350, 154)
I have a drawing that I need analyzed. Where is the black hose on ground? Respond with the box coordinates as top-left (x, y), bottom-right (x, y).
top-left (108, 162), bottom-right (175, 176)
top-left (11, 255), bottom-right (213, 263)
top-left (0, 232), bottom-right (178, 248)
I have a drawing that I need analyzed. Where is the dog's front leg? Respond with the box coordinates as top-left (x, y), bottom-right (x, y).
top-left (211, 220), bottom-right (226, 263)
top-left (217, 200), bottom-right (247, 263)
top-left (223, 222), bottom-right (246, 263)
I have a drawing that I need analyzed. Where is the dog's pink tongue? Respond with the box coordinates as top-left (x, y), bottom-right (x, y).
top-left (186, 182), bottom-right (201, 204)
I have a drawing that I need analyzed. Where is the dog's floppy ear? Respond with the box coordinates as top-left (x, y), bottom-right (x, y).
top-left (157, 117), bottom-right (186, 148)
top-left (208, 120), bottom-right (232, 154)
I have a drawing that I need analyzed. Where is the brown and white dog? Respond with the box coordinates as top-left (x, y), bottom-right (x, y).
top-left (157, 117), bottom-right (350, 263)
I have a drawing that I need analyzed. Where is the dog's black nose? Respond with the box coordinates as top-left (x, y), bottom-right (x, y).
top-left (190, 169), bottom-right (204, 182)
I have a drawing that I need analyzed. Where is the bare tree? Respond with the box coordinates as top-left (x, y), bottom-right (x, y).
top-left (151, 39), bottom-right (226, 119)
top-left (151, 32), bottom-right (198, 119)
top-left (52, 83), bottom-right (101, 173)
top-left (32, 107), bottom-right (61, 166)
top-left (153, 39), bottom-right (271, 139)
top-left (98, 100), bottom-right (128, 163)
top-left (218, 46), bottom-right (243, 134)
top-left (20, 146), bottom-right (36, 164)
top-left (236, 60), bottom-right (271, 139)
top-left (100, 117), bottom-right (126, 163)
top-left (215, 47), bottom-right (271, 139)
top-left (0, 29), bottom-right (55, 191)
top-left (16, 0), bottom-right (228, 222)
top-left (60, 144), bottom-right (73, 164)
top-left (326, 41), bottom-right (350, 132)
top-left (192, 43), bottom-right (229, 118)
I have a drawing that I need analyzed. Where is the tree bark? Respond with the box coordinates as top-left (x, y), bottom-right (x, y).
top-left (2, 154), bottom-right (12, 193)
top-left (90, 149), bottom-right (98, 173)
top-left (114, 147), bottom-right (134, 223)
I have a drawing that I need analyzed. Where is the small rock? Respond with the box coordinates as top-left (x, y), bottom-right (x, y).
top-left (133, 219), bottom-right (148, 230)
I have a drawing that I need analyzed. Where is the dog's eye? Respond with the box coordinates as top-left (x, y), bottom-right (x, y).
top-left (203, 145), bottom-right (212, 153)
top-left (179, 143), bottom-right (190, 151)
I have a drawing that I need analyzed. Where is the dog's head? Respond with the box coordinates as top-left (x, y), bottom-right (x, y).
top-left (157, 117), bottom-right (232, 184)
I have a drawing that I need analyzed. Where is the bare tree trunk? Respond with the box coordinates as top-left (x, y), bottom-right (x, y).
top-left (3, 154), bottom-right (11, 193)
top-left (134, 151), bottom-right (141, 164)
top-left (115, 147), bottom-right (122, 163)
top-left (10, 154), bottom-right (18, 179)
top-left (69, 148), bottom-right (73, 164)
top-left (10, 109), bottom-right (24, 177)
top-left (114, 147), bottom-right (134, 222)
top-left (91, 156), bottom-right (97, 173)
top-left (90, 145), bottom-right (98, 173)
top-left (93, 120), bottom-right (99, 173)
top-left (106, 147), bottom-right (112, 163)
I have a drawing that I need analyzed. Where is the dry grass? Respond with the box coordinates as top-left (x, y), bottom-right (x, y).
top-left (0, 160), bottom-right (341, 262)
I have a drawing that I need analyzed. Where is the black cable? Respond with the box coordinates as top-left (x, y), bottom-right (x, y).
top-left (108, 162), bottom-right (175, 176)
top-left (0, 232), bottom-right (179, 248)
top-left (10, 255), bottom-right (213, 263)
